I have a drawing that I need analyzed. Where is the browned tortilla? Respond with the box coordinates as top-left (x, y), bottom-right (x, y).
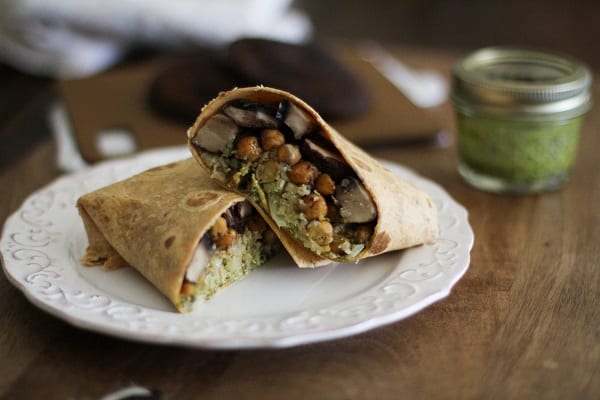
top-left (187, 86), bottom-right (438, 267)
top-left (77, 158), bottom-right (251, 311)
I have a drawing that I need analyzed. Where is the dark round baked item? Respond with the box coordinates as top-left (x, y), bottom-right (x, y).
top-left (148, 50), bottom-right (240, 124)
top-left (226, 38), bottom-right (371, 119)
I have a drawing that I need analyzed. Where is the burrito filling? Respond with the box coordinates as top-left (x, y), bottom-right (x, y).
top-left (191, 99), bottom-right (378, 261)
top-left (179, 200), bottom-right (278, 312)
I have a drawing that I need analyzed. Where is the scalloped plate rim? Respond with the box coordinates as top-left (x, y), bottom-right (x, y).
top-left (1, 146), bottom-right (473, 349)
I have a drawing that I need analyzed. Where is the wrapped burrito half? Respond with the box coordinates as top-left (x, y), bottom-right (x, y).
top-left (77, 158), bottom-right (280, 312)
top-left (187, 86), bottom-right (438, 267)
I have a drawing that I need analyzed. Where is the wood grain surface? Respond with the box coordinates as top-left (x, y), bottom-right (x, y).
top-left (1, 60), bottom-right (599, 400)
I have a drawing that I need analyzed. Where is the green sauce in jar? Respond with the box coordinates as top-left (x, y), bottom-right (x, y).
top-left (451, 47), bottom-right (592, 194)
top-left (457, 113), bottom-right (583, 191)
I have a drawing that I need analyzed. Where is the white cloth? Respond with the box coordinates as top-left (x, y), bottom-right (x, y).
top-left (0, 0), bottom-right (312, 78)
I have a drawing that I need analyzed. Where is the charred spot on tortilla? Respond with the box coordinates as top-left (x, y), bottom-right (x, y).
top-left (146, 161), bottom-right (180, 174)
top-left (164, 235), bottom-right (175, 249)
top-left (369, 232), bottom-right (391, 254)
top-left (183, 191), bottom-right (221, 208)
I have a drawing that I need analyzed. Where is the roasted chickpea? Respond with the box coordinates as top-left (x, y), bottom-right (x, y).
top-left (288, 161), bottom-right (319, 185)
top-left (180, 281), bottom-right (195, 296)
top-left (276, 144), bottom-right (301, 166)
top-left (303, 192), bottom-right (328, 221)
top-left (329, 233), bottom-right (348, 255)
top-left (215, 228), bottom-right (237, 249)
top-left (261, 129), bottom-right (285, 151)
top-left (354, 224), bottom-right (373, 244)
top-left (236, 136), bottom-right (262, 162)
top-left (210, 217), bottom-right (228, 238)
top-left (256, 159), bottom-right (280, 183)
top-left (315, 173), bottom-right (336, 195)
top-left (210, 217), bottom-right (237, 249)
top-left (307, 220), bottom-right (333, 246)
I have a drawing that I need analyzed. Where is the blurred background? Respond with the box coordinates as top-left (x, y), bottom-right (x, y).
top-left (299, 0), bottom-right (599, 68)
top-left (1, 0), bottom-right (597, 170)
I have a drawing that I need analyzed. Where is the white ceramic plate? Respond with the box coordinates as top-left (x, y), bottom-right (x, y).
top-left (1, 147), bottom-right (473, 349)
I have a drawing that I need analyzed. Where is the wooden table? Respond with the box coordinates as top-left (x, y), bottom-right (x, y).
top-left (1, 50), bottom-right (599, 400)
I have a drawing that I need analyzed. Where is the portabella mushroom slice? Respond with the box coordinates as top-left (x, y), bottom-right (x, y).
top-left (191, 113), bottom-right (239, 153)
top-left (301, 138), bottom-right (354, 180)
top-left (277, 99), bottom-right (315, 140)
top-left (223, 100), bottom-right (279, 129)
top-left (335, 177), bottom-right (377, 224)
top-left (223, 200), bottom-right (254, 232)
top-left (185, 236), bottom-right (213, 282)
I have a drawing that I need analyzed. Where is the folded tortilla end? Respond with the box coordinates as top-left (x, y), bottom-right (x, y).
top-left (77, 158), bottom-right (280, 313)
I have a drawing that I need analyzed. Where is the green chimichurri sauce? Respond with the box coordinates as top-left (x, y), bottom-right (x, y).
top-left (456, 113), bottom-right (582, 191)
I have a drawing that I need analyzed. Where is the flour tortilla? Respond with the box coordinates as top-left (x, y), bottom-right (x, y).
top-left (187, 86), bottom-right (438, 267)
top-left (77, 158), bottom-right (271, 312)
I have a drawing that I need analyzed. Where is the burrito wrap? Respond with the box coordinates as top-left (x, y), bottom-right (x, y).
top-left (187, 87), bottom-right (438, 267)
top-left (77, 158), bottom-right (276, 311)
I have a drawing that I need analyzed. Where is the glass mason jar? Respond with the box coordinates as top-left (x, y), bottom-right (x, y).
top-left (451, 47), bottom-right (592, 194)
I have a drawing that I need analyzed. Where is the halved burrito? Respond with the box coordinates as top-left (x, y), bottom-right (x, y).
top-left (187, 86), bottom-right (438, 267)
top-left (77, 158), bottom-right (280, 312)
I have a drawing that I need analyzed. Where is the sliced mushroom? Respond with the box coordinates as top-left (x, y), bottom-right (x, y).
top-left (235, 200), bottom-right (254, 220)
top-left (223, 100), bottom-right (278, 129)
top-left (192, 113), bottom-right (239, 153)
top-left (185, 235), bottom-right (214, 282)
top-left (277, 99), bottom-right (315, 140)
top-left (224, 200), bottom-right (255, 232)
top-left (335, 177), bottom-right (377, 224)
top-left (301, 139), bottom-right (354, 180)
